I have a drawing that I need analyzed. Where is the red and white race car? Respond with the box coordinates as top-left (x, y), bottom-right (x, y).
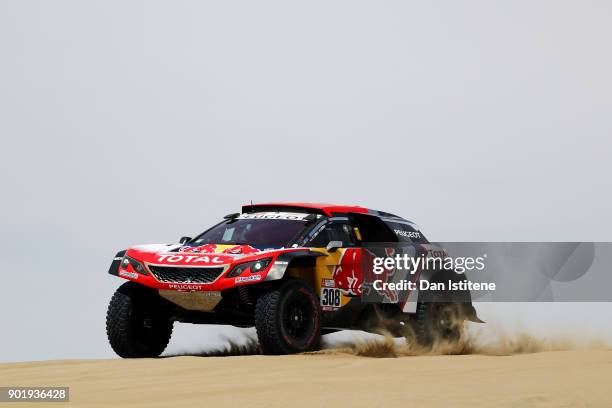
top-left (106, 202), bottom-right (481, 357)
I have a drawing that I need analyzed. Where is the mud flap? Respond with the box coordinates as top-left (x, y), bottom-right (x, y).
top-left (462, 303), bottom-right (485, 323)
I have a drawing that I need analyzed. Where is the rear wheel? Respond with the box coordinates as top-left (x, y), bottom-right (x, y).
top-left (106, 282), bottom-right (174, 358)
top-left (366, 303), bottom-right (410, 336)
top-left (255, 280), bottom-right (321, 355)
top-left (415, 302), bottom-right (464, 347)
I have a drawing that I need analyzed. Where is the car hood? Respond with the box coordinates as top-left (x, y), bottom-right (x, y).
top-left (125, 243), bottom-right (296, 267)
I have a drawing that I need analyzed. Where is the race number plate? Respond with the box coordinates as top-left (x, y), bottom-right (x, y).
top-left (320, 287), bottom-right (341, 311)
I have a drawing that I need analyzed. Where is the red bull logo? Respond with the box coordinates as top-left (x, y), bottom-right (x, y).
top-left (332, 248), bottom-right (362, 296)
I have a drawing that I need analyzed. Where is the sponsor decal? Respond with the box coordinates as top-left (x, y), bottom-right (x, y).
top-left (394, 229), bottom-right (421, 239)
top-left (168, 283), bottom-right (204, 290)
top-left (322, 278), bottom-right (336, 288)
top-left (223, 245), bottom-right (260, 255)
top-left (235, 274), bottom-right (263, 283)
top-left (361, 247), bottom-right (399, 303)
top-left (178, 244), bottom-right (218, 253)
top-left (425, 248), bottom-right (449, 258)
top-left (157, 254), bottom-right (225, 263)
top-left (200, 291), bottom-right (222, 298)
top-left (320, 287), bottom-right (342, 311)
top-left (332, 248), bottom-right (362, 296)
top-left (119, 270), bottom-right (139, 280)
top-left (238, 212), bottom-right (309, 221)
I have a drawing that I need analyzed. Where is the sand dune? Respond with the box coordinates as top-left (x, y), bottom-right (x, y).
top-left (2, 349), bottom-right (612, 407)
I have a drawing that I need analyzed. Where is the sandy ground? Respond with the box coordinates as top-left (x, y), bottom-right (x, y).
top-left (1, 350), bottom-right (612, 407)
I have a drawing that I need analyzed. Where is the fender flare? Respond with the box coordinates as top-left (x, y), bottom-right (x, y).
top-left (263, 250), bottom-right (326, 281)
top-left (108, 250), bottom-right (126, 276)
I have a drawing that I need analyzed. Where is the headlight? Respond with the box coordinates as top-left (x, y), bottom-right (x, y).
top-left (120, 255), bottom-right (148, 275)
top-left (226, 257), bottom-right (272, 277)
top-left (251, 258), bottom-right (272, 272)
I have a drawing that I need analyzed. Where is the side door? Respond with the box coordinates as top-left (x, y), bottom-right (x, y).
top-left (306, 220), bottom-right (362, 304)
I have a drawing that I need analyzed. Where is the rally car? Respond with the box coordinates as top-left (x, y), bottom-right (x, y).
top-left (106, 202), bottom-right (481, 357)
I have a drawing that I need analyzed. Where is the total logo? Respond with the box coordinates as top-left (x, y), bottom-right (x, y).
top-left (157, 255), bottom-right (225, 264)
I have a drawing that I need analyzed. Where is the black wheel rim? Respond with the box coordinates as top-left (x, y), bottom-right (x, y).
top-left (282, 296), bottom-right (313, 341)
top-left (131, 308), bottom-right (157, 341)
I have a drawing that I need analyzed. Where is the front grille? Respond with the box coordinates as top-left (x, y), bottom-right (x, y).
top-left (148, 265), bottom-right (224, 284)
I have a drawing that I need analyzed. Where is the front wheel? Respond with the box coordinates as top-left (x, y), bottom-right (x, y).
top-left (106, 282), bottom-right (174, 358)
top-left (255, 279), bottom-right (321, 355)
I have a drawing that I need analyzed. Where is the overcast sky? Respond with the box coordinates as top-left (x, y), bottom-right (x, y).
top-left (1, 1), bottom-right (611, 362)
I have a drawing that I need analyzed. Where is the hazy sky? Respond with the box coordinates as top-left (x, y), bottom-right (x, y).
top-left (1, 1), bottom-right (611, 362)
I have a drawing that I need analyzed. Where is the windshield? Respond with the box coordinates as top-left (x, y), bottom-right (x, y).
top-left (191, 212), bottom-right (312, 250)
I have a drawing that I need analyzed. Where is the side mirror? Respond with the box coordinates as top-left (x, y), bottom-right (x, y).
top-left (326, 241), bottom-right (343, 252)
top-left (179, 236), bottom-right (192, 244)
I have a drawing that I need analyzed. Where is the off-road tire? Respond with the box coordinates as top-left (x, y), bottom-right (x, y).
top-left (415, 302), bottom-right (464, 347)
top-left (106, 281), bottom-right (174, 358)
top-left (255, 279), bottom-right (321, 355)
